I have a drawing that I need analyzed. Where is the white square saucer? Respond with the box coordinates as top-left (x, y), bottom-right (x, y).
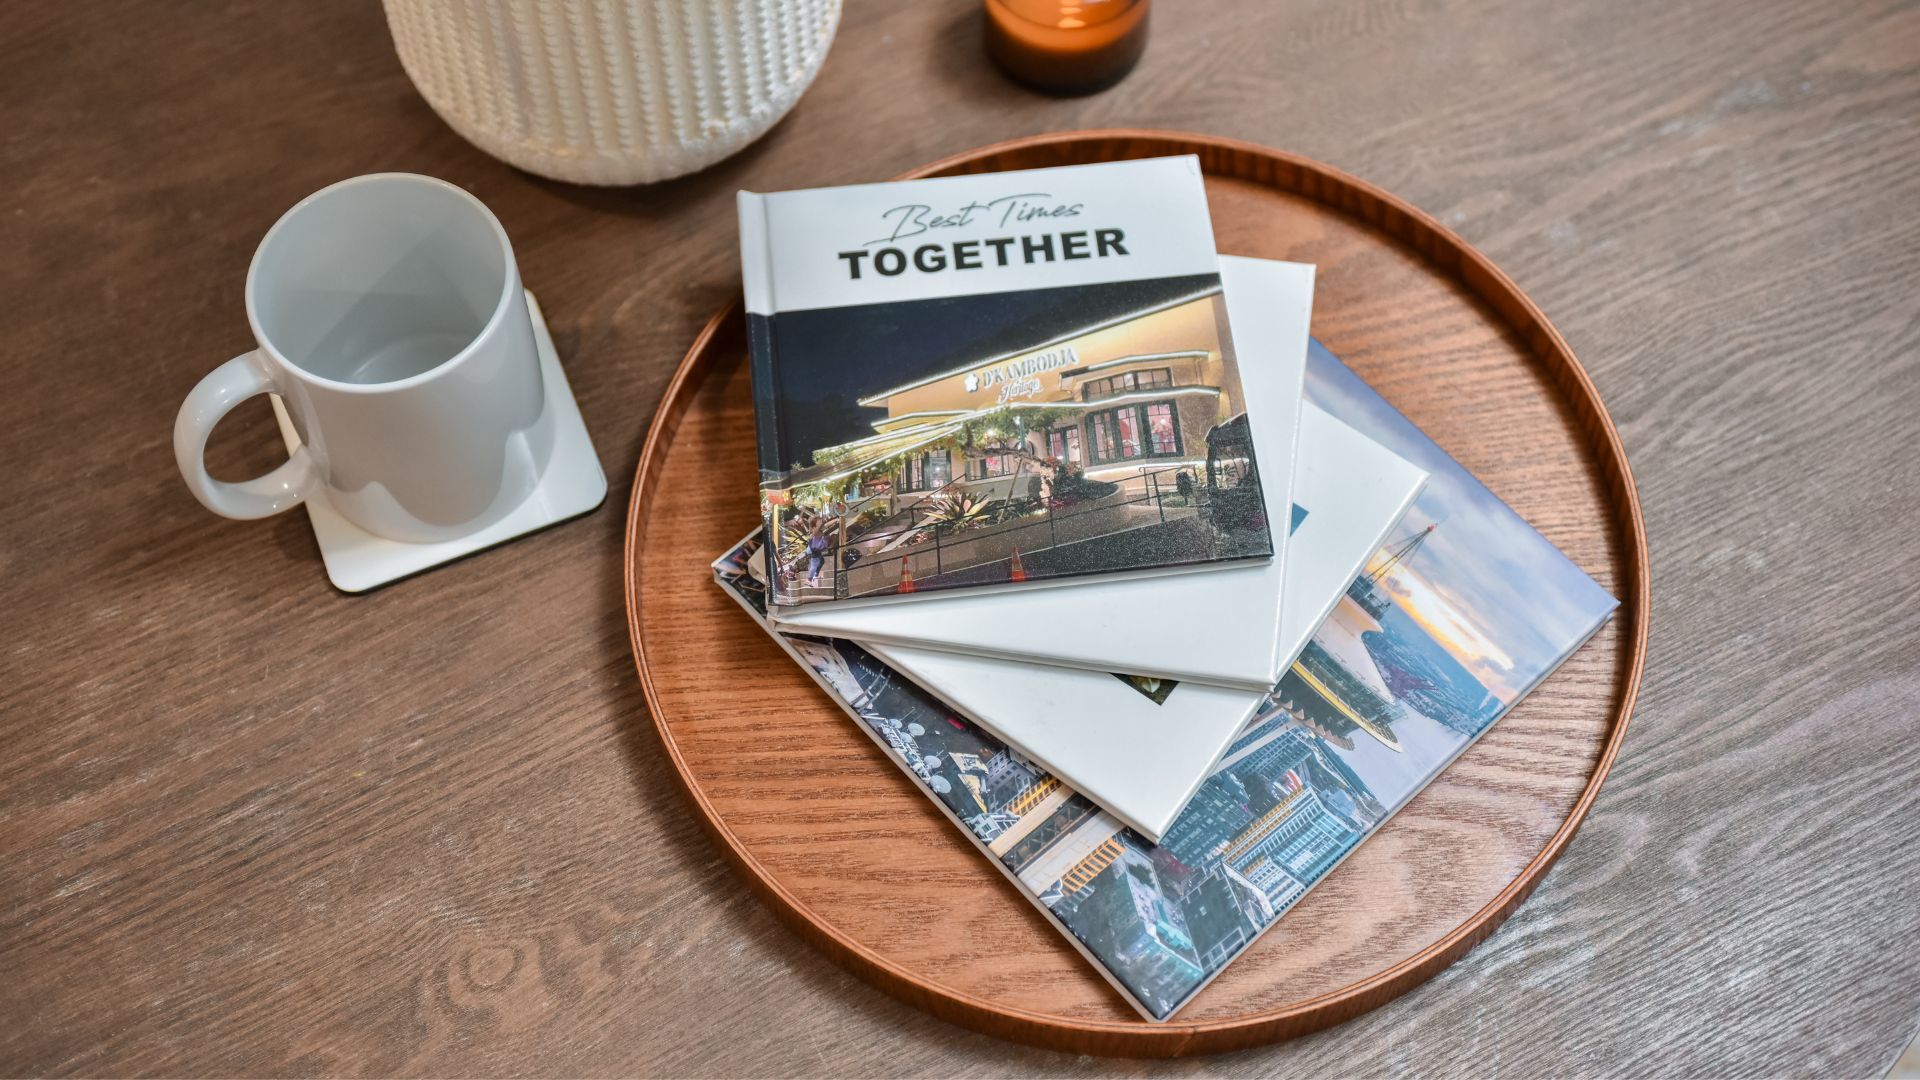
top-left (270, 291), bottom-right (607, 593)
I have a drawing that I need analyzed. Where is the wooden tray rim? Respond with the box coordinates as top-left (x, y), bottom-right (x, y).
top-left (622, 129), bottom-right (1650, 1056)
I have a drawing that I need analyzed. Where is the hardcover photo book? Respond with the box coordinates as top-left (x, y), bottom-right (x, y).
top-left (739, 157), bottom-right (1275, 609)
top-left (712, 340), bottom-right (1618, 1022)
top-left (768, 256), bottom-right (1328, 691)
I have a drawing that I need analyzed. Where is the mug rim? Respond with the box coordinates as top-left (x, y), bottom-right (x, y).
top-left (243, 172), bottom-right (517, 395)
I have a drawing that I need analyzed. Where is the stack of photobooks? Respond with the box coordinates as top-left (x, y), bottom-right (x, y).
top-left (712, 157), bottom-right (1619, 1021)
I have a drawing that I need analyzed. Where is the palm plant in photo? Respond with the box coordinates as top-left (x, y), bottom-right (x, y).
top-left (920, 490), bottom-right (992, 532)
top-left (844, 501), bottom-right (892, 538)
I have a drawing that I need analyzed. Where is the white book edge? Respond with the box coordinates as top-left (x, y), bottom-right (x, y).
top-left (737, 190), bottom-right (775, 316)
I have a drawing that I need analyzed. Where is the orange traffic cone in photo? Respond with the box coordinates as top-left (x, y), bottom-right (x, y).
top-left (898, 559), bottom-right (916, 593)
top-left (1009, 546), bottom-right (1027, 582)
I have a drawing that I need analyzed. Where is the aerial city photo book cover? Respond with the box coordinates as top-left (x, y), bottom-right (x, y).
top-left (739, 156), bottom-right (1275, 609)
top-left (712, 341), bottom-right (1619, 1022)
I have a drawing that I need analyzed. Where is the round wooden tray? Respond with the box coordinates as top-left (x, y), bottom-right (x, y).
top-left (623, 131), bottom-right (1647, 1056)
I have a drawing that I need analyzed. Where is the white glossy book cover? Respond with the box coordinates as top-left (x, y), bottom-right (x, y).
top-left (858, 401), bottom-right (1425, 840)
top-left (769, 257), bottom-right (1335, 691)
top-left (744, 157), bottom-right (1281, 609)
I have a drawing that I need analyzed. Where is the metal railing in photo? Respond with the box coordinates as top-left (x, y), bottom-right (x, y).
top-left (827, 460), bottom-right (1222, 599)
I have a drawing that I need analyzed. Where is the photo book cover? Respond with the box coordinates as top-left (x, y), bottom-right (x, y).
top-left (740, 158), bottom-right (1276, 607)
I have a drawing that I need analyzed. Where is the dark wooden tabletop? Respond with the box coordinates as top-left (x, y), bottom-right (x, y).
top-left (5, 0), bottom-right (1917, 1075)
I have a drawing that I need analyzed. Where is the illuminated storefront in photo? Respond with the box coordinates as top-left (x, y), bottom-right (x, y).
top-left (763, 287), bottom-right (1265, 601)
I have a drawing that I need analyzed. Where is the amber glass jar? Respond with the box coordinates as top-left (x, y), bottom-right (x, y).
top-left (984, 0), bottom-right (1150, 95)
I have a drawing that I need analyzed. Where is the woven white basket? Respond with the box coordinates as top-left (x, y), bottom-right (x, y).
top-left (382, 0), bottom-right (841, 185)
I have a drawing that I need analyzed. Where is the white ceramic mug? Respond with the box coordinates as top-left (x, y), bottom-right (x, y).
top-left (174, 173), bottom-right (554, 543)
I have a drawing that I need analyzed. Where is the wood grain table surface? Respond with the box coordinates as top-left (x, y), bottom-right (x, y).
top-left (3, 0), bottom-right (1916, 1075)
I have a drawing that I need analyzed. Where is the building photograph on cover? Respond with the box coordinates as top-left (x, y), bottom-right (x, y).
top-left (716, 338), bottom-right (1616, 1022)
top-left (755, 275), bottom-right (1272, 605)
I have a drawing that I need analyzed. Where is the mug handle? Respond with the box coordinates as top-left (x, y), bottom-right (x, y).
top-left (173, 350), bottom-right (321, 519)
